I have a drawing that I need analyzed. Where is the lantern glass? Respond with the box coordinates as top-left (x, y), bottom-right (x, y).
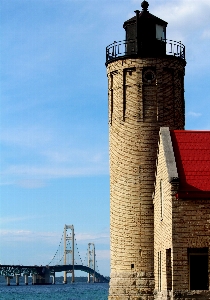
top-left (156, 24), bottom-right (166, 40)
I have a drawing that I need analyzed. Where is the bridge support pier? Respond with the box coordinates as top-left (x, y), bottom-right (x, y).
top-left (32, 274), bottom-right (37, 285)
top-left (71, 270), bottom-right (74, 283)
top-left (16, 275), bottom-right (20, 285)
top-left (6, 276), bottom-right (11, 286)
top-left (52, 273), bottom-right (55, 284)
top-left (88, 273), bottom-right (95, 283)
top-left (24, 274), bottom-right (28, 285)
top-left (63, 271), bottom-right (75, 284)
top-left (31, 267), bottom-right (50, 285)
top-left (63, 271), bottom-right (67, 284)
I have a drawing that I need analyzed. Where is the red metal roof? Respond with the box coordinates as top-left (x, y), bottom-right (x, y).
top-left (170, 130), bottom-right (210, 193)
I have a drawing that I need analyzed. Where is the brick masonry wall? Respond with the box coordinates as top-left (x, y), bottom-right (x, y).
top-left (153, 134), bottom-right (173, 294)
top-left (107, 56), bottom-right (185, 300)
top-left (172, 198), bottom-right (210, 294)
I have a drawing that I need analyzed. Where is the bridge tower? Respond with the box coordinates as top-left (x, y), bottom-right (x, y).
top-left (106, 1), bottom-right (186, 299)
top-left (87, 243), bottom-right (96, 283)
top-left (63, 224), bottom-right (74, 284)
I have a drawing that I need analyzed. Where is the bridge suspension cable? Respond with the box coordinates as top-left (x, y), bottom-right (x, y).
top-left (48, 229), bottom-right (65, 266)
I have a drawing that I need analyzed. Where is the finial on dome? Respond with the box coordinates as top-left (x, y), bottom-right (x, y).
top-left (141, 1), bottom-right (149, 11)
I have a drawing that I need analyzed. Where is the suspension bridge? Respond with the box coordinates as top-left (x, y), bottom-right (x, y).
top-left (0, 225), bottom-right (109, 285)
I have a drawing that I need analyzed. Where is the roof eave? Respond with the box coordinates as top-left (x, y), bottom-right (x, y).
top-left (160, 127), bottom-right (179, 183)
top-left (176, 191), bottom-right (210, 200)
top-left (123, 11), bottom-right (168, 29)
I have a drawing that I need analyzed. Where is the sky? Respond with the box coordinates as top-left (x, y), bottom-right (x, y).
top-left (0, 0), bottom-right (210, 277)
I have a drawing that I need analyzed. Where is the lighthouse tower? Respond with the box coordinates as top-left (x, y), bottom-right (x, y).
top-left (106, 2), bottom-right (186, 299)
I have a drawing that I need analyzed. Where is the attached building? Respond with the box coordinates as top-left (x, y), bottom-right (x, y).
top-left (153, 127), bottom-right (210, 299)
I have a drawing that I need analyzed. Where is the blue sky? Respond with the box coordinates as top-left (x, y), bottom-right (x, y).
top-left (0, 0), bottom-right (210, 277)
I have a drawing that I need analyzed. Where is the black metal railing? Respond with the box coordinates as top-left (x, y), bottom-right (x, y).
top-left (106, 39), bottom-right (185, 63)
top-left (166, 39), bottom-right (185, 60)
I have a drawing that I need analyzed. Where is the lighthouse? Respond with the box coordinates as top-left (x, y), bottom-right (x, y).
top-left (106, 1), bottom-right (186, 299)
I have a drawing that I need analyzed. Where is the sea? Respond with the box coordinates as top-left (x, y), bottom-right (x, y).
top-left (0, 278), bottom-right (109, 300)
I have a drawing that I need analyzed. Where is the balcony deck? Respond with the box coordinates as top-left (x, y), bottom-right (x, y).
top-left (106, 39), bottom-right (185, 64)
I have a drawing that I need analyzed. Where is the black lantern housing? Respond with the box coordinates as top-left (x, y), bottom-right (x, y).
top-left (106, 1), bottom-right (185, 64)
top-left (123, 1), bottom-right (167, 57)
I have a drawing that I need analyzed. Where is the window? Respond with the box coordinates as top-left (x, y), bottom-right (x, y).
top-left (123, 68), bottom-right (136, 121)
top-left (158, 251), bottom-right (161, 291)
top-left (160, 180), bottom-right (163, 219)
top-left (188, 248), bottom-right (209, 290)
top-left (110, 74), bottom-right (113, 125)
top-left (166, 249), bottom-right (172, 290)
top-left (156, 24), bottom-right (166, 40)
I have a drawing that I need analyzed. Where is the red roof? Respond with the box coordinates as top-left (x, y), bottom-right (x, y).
top-left (170, 130), bottom-right (210, 193)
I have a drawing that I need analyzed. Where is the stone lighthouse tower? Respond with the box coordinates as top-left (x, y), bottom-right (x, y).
top-left (106, 2), bottom-right (186, 299)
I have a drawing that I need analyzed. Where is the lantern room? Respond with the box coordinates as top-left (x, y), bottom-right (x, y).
top-left (123, 1), bottom-right (167, 57)
top-left (106, 1), bottom-right (185, 63)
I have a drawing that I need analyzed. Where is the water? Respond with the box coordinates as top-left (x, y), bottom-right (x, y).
top-left (0, 283), bottom-right (109, 300)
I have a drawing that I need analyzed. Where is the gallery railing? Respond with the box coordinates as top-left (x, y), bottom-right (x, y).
top-left (106, 39), bottom-right (185, 63)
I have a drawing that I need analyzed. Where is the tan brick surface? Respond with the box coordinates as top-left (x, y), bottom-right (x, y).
top-left (107, 57), bottom-right (185, 299)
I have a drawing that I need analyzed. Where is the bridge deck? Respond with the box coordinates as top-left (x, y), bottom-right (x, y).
top-left (0, 265), bottom-right (109, 283)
